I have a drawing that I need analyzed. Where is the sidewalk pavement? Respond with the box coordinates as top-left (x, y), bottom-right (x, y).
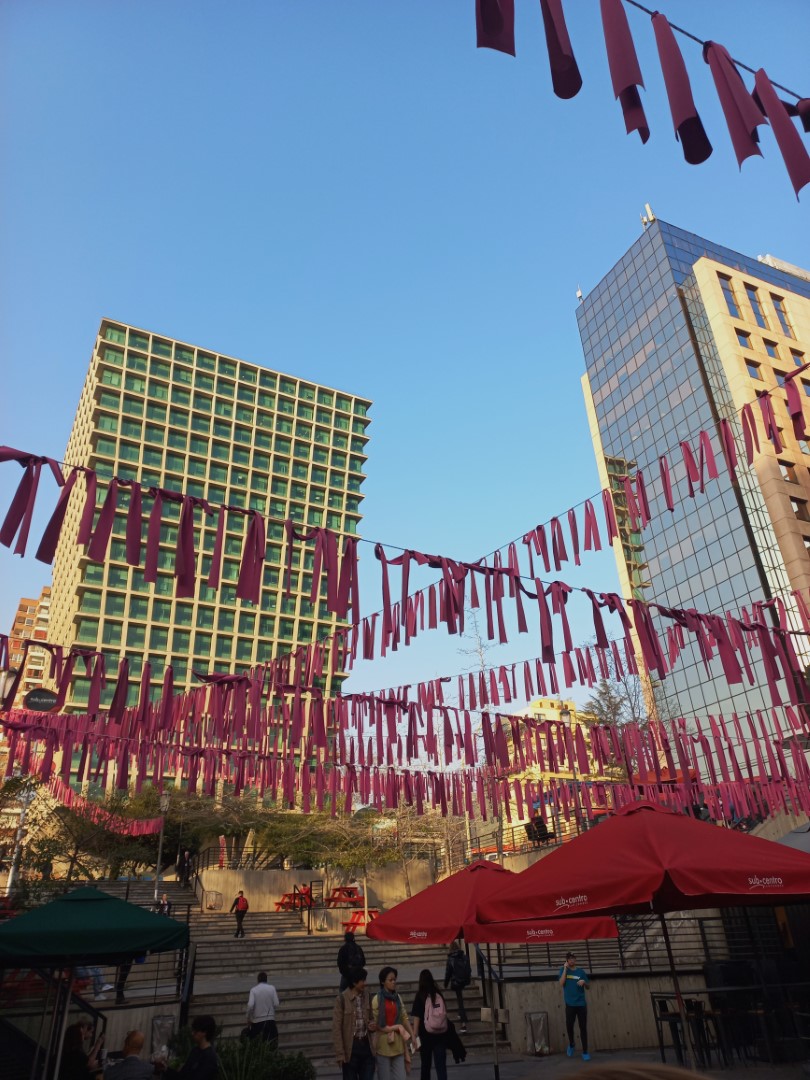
top-left (443, 1046), bottom-right (810, 1080)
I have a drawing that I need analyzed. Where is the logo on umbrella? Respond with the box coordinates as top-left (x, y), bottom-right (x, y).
top-left (525, 928), bottom-right (555, 939)
top-left (747, 874), bottom-right (783, 889)
top-left (555, 893), bottom-right (588, 909)
top-left (408, 930), bottom-right (428, 938)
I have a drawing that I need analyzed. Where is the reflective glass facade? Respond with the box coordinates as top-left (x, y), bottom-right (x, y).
top-left (579, 220), bottom-right (810, 721)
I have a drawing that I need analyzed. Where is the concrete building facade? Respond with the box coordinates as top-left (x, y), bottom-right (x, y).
top-left (580, 218), bottom-right (810, 722)
top-left (50, 319), bottom-right (372, 710)
top-left (6, 587), bottom-right (52, 708)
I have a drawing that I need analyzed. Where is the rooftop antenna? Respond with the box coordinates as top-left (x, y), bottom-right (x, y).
top-left (576, 285), bottom-right (583, 303)
top-left (641, 202), bottom-right (656, 229)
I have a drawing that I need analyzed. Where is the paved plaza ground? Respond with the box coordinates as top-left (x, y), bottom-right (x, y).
top-left (447, 1046), bottom-right (810, 1079)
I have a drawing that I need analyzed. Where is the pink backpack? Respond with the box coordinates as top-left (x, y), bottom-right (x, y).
top-left (423, 992), bottom-right (448, 1034)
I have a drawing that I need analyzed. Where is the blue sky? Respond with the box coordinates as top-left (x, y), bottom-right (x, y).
top-left (1, 1), bottom-right (808, 703)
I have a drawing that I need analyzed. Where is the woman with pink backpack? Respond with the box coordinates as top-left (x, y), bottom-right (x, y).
top-left (410, 969), bottom-right (452, 1080)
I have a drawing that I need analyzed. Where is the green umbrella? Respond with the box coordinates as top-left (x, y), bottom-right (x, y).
top-left (0, 886), bottom-right (189, 966)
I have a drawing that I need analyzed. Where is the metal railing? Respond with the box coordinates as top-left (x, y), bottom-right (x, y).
top-left (479, 911), bottom-right (785, 981)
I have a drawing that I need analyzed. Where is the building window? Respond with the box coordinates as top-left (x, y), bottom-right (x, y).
top-left (771, 294), bottom-right (793, 337)
top-left (745, 360), bottom-right (762, 380)
top-left (744, 283), bottom-right (768, 328)
top-left (718, 274), bottom-right (740, 316)
top-left (792, 350), bottom-right (806, 368)
top-left (802, 380), bottom-right (810, 397)
top-left (736, 329), bottom-right (751, 348)
top-left (780, 460), bottom-right (799, 483)
top-left (763, 340), bottom-right (779, 359)
top-left (791, 498), bottom-right (810, 522)
top-left (775, 370), bottom-right (787, 387)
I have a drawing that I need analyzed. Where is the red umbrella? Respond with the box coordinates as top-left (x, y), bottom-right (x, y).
top-left (474, 800), bottom-right (810, 1067)
top-left (476, 801), bottom-right (810, 924)
top-left (366, 859), bottom-right (616, 944)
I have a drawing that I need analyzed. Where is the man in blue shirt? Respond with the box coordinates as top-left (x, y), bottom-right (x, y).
top-left (558, 951), bottom-right (590, 1060)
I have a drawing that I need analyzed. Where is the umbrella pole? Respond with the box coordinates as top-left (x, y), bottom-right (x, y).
top-left (486, 943), bottom-right (500, 1080)
top-left (50, 966), bottom-right (73, 1080)
top-left (659, 915), bottom-right (694, 1070)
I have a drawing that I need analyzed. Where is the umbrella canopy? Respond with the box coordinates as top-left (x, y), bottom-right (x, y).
top-left (0, 886), bottom-right (189, 966)
top-left (366, 858), bottom-right (617, 944)
top-left (462, 914), bottom-right (617, 944)
top-left (366, 859), bottom-right (512, 944)
top-left (476, 801), bottom-right (810, 923)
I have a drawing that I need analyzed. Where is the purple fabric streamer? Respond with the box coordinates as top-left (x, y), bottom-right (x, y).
top-left (703, 42), bottom-right (765, 168)
top-left (236, 511), bottom-right (267, 604)
top-left (538, 0), bottom-right (582, 99)
top-left (76, 470), bottom-right (98, 547)
top-left (0, 448), bottom-right (64, 557)
top-left (600, 0), bottom-right (649, 143)
top-left (35, 467), bottom-right (80, 564)
top-left (754, 69), bottom-right (810, 199)
top-left (476, 0), bottom-right (516, 56)
top-left (651, 12), bottom-right (711, 164)
top-left (87, 479), bottom-right (120, 562)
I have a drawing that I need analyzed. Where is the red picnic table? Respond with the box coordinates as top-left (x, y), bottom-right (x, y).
top-left (274, 889), bottom-right (313, 912)
top-left (325, 886), bottom-right (364, 909)
top-left (341, 908), bottom-right (379, 932)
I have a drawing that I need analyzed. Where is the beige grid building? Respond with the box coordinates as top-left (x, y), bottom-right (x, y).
top-left (49, 319), bottom-right (372, 710)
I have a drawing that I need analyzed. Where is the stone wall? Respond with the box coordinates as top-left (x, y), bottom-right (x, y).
top-left (197, 858), bottom-right (435, 913)
top-left (502, 971), bottom-right (706, 1055)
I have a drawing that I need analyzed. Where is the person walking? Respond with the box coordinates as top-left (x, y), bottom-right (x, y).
top-left (154, 893), bottom-right (172, 917)
top-left (332, 966), bottom-right (377, 1080)
top-left (337, 930), bottom-right (366, 992)
top-left (559, 950), bottom-right (590, 1060)
top-left (245, 971), bottom-right (279, 1045)
top-left (229, 890), bottom-right (249, 938)
top-left (411, 968), bottom-right (448, 1080)
top-left (372, 966), bottom-right (414, 1080)
top-left (443, 941), bottom-right (470, 1032)
top-left (176, 851), bottom-right (194, 889)
top-left (76, 966), bottom-right (113, 1001)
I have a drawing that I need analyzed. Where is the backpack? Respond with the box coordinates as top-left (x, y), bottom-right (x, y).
top-left (451, 952), bottom-right (471, 988)
top-left (423, 992), bottom-right (448, 1034)
top-left (236, 896), bottom-right (248, 911)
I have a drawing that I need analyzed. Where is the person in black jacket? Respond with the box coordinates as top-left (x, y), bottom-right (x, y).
top-left (161, 1016), bottom-right (218, 1080)
top-left (337, 931), bottom-right (366, 992)
top-left (443, 941), bottom-right (470, 1032)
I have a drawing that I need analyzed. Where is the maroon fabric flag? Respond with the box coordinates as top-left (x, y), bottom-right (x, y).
top-left (476, 0), bottom-right (516, 56)
top-left (87, 479), bottom-right (120, 562)
top-left (703, 42), bottom-right (766, 168)
top-left (35, 467), bottom-right (80, 564)
top-left (754, 69), bottom-right (810, 198)
top-left (0, 448), bottom-right (64, 557)
top-left (651, 12), bottom-right (711, 164)
top-left (236, 510), bottom-right (266, 604)
top-left (538, 0), bottom-right (582, 99)
top-left (600, 0), bottom-right (649, 143)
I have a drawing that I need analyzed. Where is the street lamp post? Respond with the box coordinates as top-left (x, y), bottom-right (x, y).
top-left (559, 703), bottom-right (581, 836)
top-left (5, 783), bottom-right (36, 898)
top-left (154, 793), bottom-right (171, 901)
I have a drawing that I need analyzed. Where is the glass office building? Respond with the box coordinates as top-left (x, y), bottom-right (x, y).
top-left (580, 219), bottom-right (810, 721)
top-left (50, 319), bottom-right (372, 710)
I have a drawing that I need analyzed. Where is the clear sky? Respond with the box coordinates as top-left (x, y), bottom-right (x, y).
top-left (1, 1), bottom-right (808, 704)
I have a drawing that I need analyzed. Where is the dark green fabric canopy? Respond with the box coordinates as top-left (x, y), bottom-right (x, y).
top-left (0, 886), bottom-right (189, 966)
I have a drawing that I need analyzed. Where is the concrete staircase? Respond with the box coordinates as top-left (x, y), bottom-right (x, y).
top-left (77, 880), bottom-right (506, 1074)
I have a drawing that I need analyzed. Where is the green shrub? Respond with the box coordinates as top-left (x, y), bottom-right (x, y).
top-left (216, 1036), bottom-right (316, 1080)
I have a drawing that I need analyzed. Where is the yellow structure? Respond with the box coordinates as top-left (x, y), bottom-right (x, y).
top-left (50, 319), bottom-right (372, 711)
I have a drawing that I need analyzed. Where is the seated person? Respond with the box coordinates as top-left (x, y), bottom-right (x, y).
top-left (61, 1019), bottom-right (103, 1080)
top-left (104, 1031), bottom-right (153, 1080)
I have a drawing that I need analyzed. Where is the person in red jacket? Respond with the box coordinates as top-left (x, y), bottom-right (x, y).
top-left (230, 890), bottom-right (249, 938)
